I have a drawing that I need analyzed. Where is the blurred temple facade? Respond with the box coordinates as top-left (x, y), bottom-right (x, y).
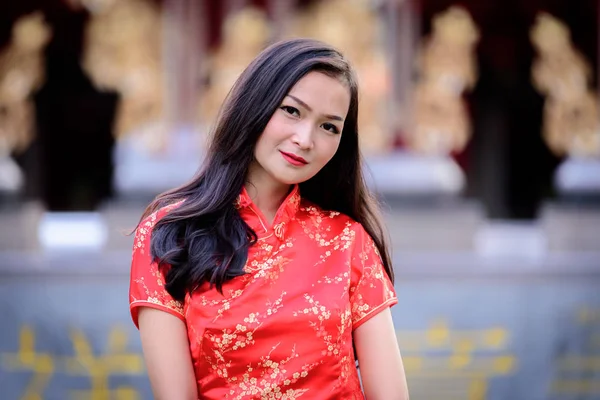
top-left (0, 0), bottom-right (599, 399)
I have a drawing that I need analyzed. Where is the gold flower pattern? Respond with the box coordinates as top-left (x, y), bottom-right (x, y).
top-left (129, 202), bottom-right (185, 326)
top-left (129, 185), bottom-right (397, 399)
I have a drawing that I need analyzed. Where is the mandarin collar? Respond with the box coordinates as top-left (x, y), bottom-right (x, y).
top-left (235, 185), bottom-right (301, 240)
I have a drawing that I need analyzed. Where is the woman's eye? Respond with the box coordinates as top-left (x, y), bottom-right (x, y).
top-left (322, 123), bottom-right (340, 134)
top-left (281, 106), bottom-right (300, 117)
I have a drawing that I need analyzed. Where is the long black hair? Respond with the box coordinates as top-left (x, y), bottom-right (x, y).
top-left (138, 38), bottom-right (393, 301)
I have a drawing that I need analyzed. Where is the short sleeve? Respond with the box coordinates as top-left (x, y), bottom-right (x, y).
top-left (349, 224), bottom-right (398, 331)
top-left (129, 208), bottom-right (185, 329)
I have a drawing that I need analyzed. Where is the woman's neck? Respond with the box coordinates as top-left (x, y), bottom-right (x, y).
top-left (245, 167), bottom-right (291, 225)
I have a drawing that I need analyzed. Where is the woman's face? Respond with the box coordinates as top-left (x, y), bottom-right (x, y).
top-left (251, 71), bottom-right (351, 189)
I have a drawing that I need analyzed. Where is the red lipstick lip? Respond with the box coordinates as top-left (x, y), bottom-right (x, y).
top-left (280, 151), bottom-right (308, 165)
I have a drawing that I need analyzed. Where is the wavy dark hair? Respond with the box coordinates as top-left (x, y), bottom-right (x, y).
top-left (138, 38), bottom-right (393, 301)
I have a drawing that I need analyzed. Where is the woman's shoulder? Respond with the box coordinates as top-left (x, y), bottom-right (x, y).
top-left (132, 200), bottom-right (185, 254)
top-left (138, 199), bottom-right (185, 230)
top-left (297, 198), bottom-right (361, 229)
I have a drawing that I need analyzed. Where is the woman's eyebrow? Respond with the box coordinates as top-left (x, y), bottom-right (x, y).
top-left (286, 94), bottom-right (344, 122)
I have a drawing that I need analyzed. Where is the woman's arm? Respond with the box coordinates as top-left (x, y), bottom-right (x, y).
top-left (138, 307), bottom-right (198, 400)
top-left (354, 308), bottom-right (409, 400)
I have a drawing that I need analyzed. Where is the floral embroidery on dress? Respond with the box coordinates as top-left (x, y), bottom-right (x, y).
top-left (129, 202), bottom-right (185, 323)
top-left (129, 186), bottom-right (398, 399)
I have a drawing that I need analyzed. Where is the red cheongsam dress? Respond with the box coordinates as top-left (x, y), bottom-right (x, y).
top-left (129, 185), bottom-right (398, 399)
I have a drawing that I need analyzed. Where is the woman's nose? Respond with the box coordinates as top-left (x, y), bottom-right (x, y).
top-left (291, 123), bottom-right (314, 150)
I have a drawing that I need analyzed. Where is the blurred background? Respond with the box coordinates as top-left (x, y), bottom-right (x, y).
top-left (0, 0), bottom-right (598, 399)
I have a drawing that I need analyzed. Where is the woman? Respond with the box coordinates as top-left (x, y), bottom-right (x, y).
top-left (129, 38), bottom-right (409, 399)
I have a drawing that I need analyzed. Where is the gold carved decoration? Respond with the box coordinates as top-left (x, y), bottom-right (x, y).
top-left (408, 6), bottom-right (479, 155)
top-left (530, 12), bottom-right (599, 158)
top-left (0, 12), bottom-right (52, 155)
